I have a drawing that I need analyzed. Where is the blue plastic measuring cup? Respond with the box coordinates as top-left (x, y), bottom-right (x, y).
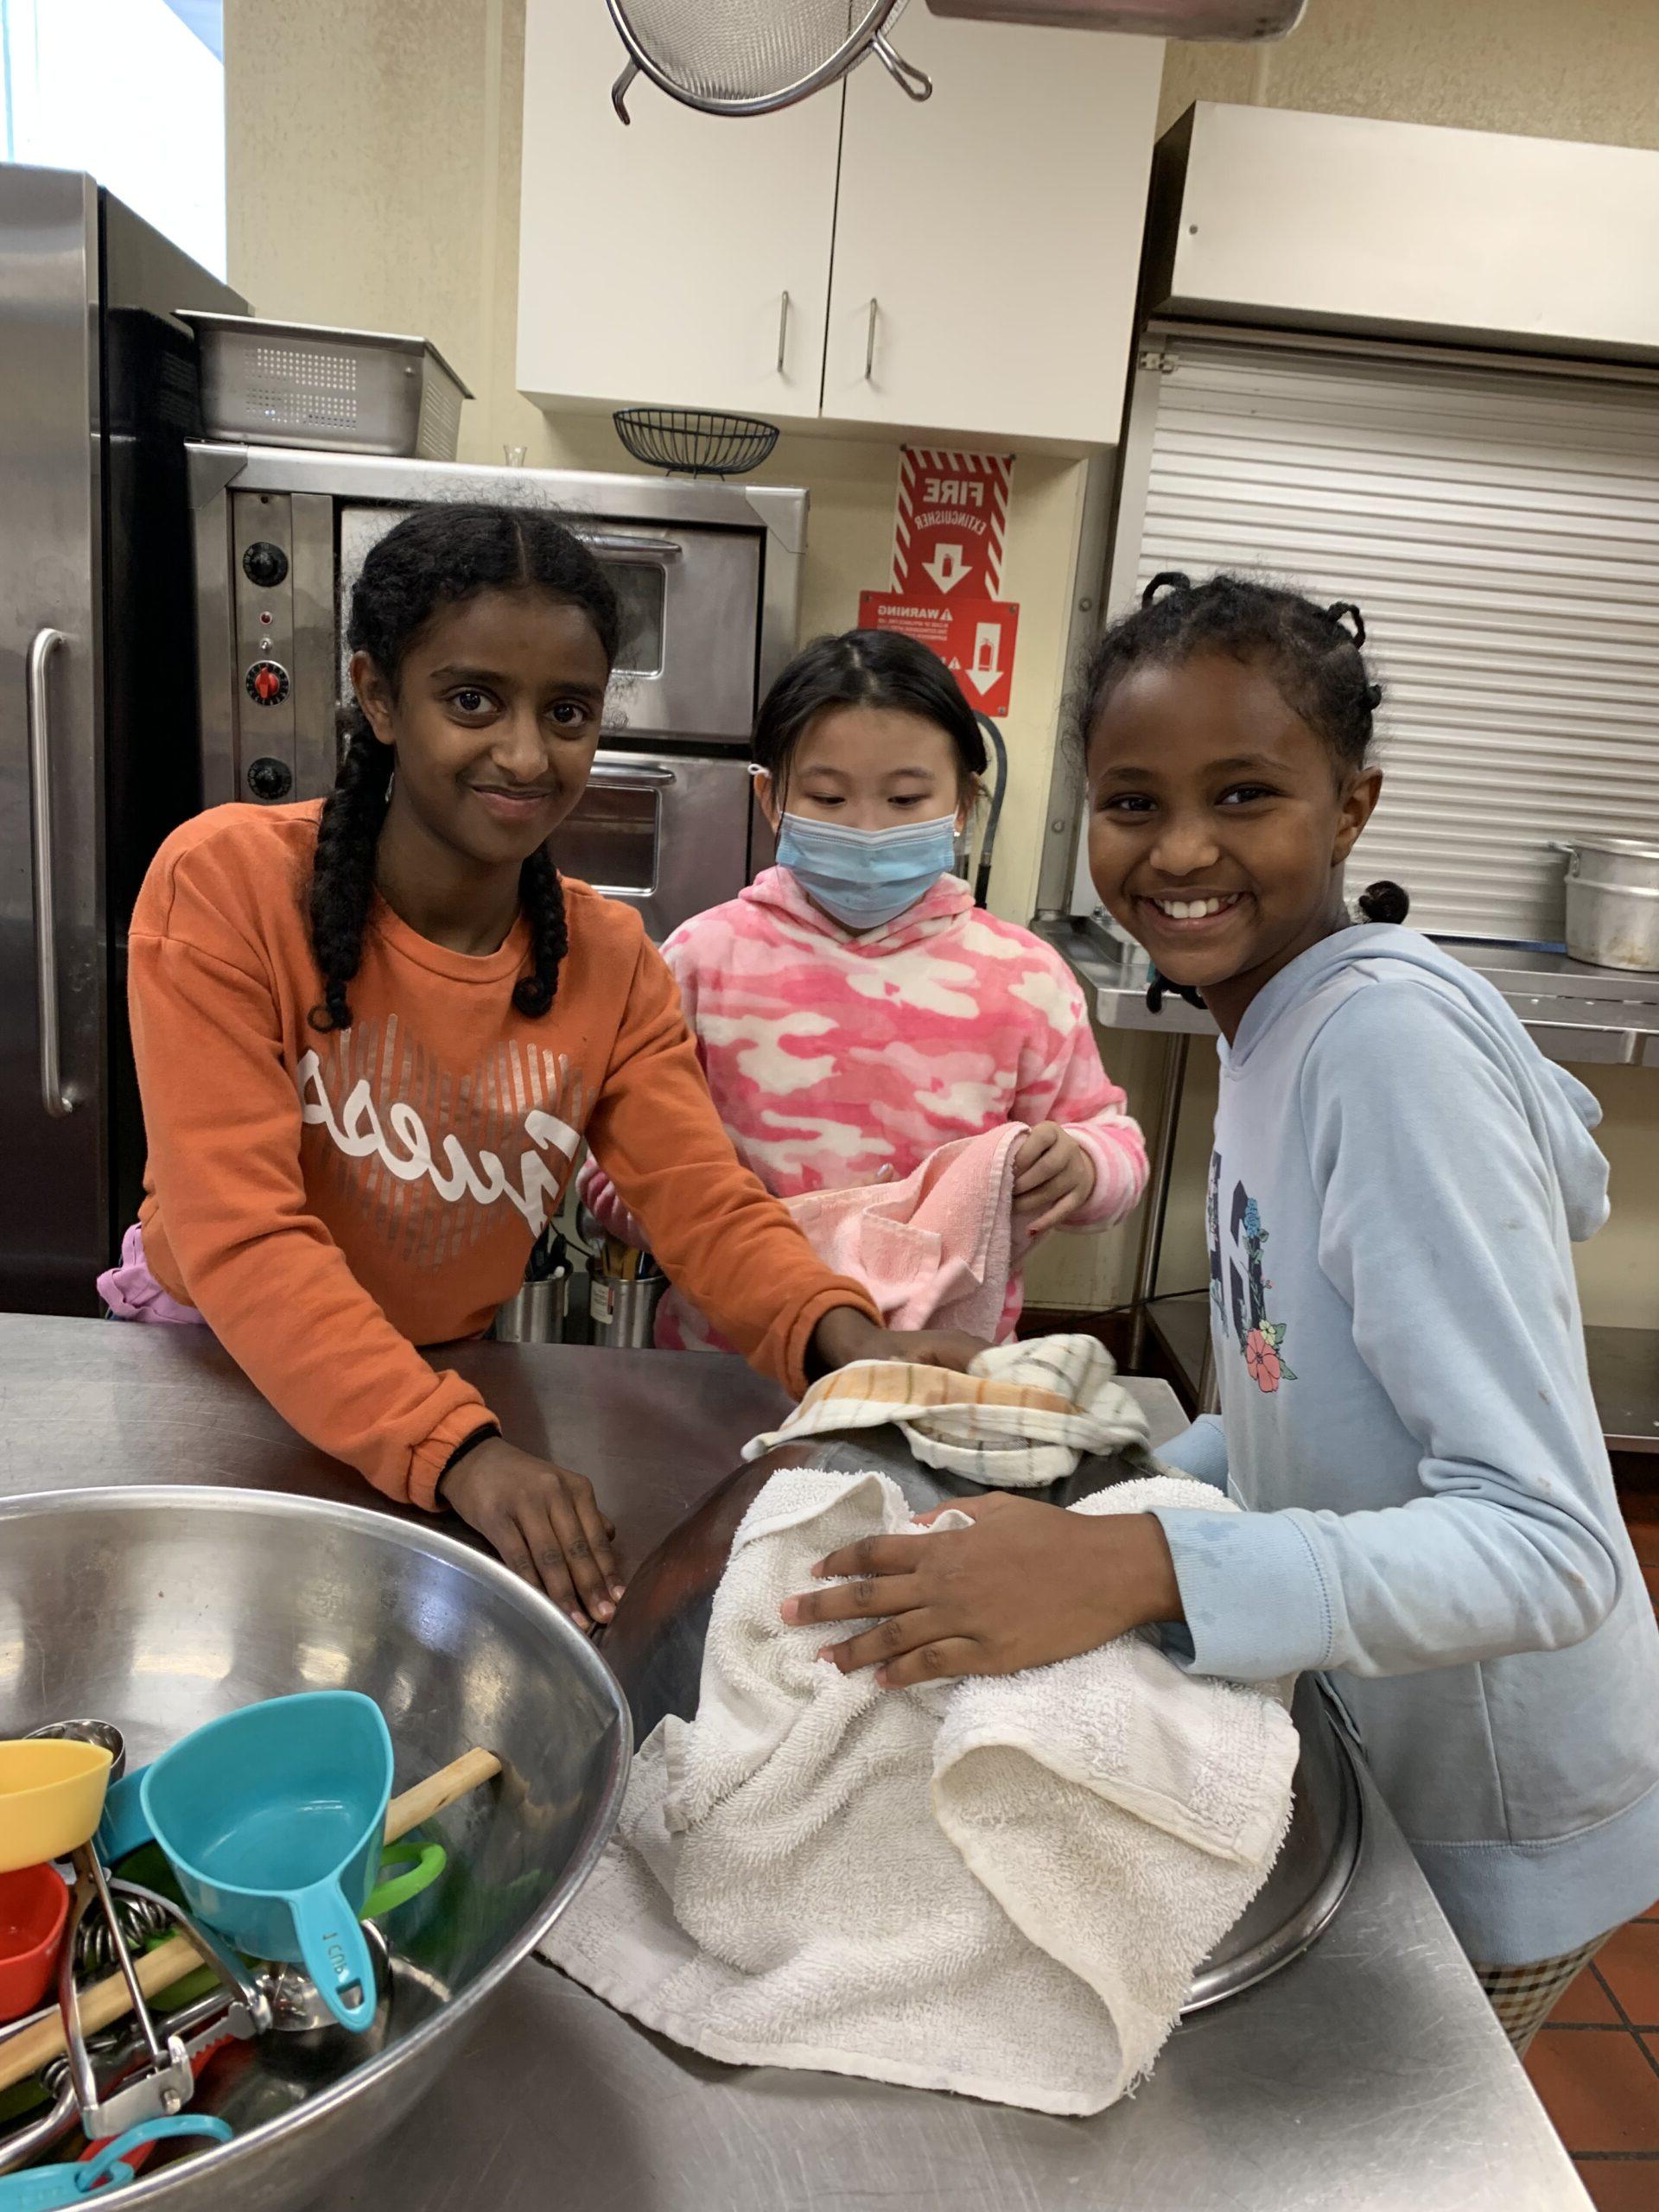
top-left (136, 1693), bottom-right (392, 2034)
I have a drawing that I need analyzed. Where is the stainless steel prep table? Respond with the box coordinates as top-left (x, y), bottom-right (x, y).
top-left (1039, 915), bottom-right (1659, 1446)
top-left (0, 1317), bottom-right (1588, 2211)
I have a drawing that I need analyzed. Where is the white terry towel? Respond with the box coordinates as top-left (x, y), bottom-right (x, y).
top-left (542, 1463), bottom-right (1299, 2115)
top-left (741, 1332), bottom-right (1151, 1488)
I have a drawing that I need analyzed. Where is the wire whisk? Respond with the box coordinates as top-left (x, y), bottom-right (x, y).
top-left (73, 1888), bottom-right (175, 1980)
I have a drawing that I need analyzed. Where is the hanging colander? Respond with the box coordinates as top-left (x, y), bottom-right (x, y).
top-left (606, 0), bottom-right (931, 124)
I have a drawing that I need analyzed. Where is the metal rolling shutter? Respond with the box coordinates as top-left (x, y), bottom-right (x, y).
top-left (1116, 334), bottom-right (1659, 944)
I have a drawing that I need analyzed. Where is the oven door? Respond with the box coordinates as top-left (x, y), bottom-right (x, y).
top-left (556, 752), bottom-right (753, 942)
top-left (335, 505), bottom-right (761, 743)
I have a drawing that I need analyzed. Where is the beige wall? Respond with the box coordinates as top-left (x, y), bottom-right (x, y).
top-left (1160, 0), bottom-right (1659, 147)
top-left (224, 0), bottom-right (1658, 1332)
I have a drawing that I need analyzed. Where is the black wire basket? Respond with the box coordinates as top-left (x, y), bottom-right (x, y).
top-left (613, 406), bottom-right (780, 478)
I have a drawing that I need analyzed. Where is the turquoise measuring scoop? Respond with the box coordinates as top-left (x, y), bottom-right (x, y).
top-left (135, 1693), bottom-right (392, 2034)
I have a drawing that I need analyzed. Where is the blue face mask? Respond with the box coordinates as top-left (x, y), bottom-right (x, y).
top-left (775, 811), bottom-right (958, 931)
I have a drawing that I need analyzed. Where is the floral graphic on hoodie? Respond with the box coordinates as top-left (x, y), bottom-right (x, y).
top-left (1210, 1165), bottom-right (1297, 1391)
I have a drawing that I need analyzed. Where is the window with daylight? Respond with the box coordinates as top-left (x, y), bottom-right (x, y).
top-left (1, 0), bottom-right (226, 274)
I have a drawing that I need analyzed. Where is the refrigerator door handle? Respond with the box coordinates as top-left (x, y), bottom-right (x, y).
top-left (27, 626), bottom-right (76, 1118)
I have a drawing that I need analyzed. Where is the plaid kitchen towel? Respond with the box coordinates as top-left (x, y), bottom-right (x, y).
top-left (741, 1333), bottom-right (1151, 1488)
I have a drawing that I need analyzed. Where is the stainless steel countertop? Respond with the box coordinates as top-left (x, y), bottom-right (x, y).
top-left (1038, 913), bottom-right (1659, 1067)
top-left (0, 1319), bottom-right (1587, 2211)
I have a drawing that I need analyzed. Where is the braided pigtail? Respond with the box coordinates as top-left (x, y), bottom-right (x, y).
top-left (513, 844), bottom-right (569, 1019)
top-left (308, 723), bottom-right (392, 1032)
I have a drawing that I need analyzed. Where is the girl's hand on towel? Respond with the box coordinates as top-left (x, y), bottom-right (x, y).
top-left (442, 1439), bottom-right (625, 1629)
top-left (1012, 1124), bottom-right (1096, 1236)
top-left (780, 1493), bottom-right (1184, 1687)
top-left (810, 1306), bottom-right (988, 1376)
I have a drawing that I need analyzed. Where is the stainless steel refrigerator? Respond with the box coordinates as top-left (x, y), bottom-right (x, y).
top-left (1, 166), bottom-right (245, 1313)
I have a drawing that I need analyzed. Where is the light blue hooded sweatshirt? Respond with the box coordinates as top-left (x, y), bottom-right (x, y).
top-left (1152, 924), bottom-right (1659, 1966)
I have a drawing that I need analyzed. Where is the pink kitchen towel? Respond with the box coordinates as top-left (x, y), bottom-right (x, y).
top-left (658, 1123), bottom-right (1033, 1354)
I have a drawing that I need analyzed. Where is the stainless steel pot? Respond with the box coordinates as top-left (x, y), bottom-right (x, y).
top-left (1554, 836), bottom-right (1659, 973)
top-left (601, 1433), bottom-right (1363, 2013)
top-left (0, 1488), bottom-right (630, 2212)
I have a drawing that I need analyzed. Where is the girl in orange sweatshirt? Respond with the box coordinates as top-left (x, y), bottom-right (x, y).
top-left (102, 505), bottom-right (977, 1623)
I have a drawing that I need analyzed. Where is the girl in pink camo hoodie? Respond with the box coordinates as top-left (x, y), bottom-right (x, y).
top-left (580, 631), bottom-right (1147, 1345)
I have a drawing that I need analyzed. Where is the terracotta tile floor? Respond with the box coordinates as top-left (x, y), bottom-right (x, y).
top-left (1522, 1478), bottom-right (1659, 2205)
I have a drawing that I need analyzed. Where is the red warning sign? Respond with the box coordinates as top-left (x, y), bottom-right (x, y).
top-left (858, 592), bottom-right (1020, 720)
top-left (893, 448), bottom-right (1013, 601)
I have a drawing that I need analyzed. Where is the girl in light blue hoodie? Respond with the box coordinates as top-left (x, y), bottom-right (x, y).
top-left (782, 570), bottom-right (1659, 2051)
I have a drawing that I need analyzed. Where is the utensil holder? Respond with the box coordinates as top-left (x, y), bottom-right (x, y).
top-left (493, 1274), bottom-right (570, 1344)
top-left (589, 1272), bottom-right (667, 1351)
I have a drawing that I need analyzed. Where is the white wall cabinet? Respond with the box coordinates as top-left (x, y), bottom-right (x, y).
top-left (823, 10), bottom-right (1163, 442)
top-left (519, 1), bottom-right (1163, 445)
top-left (518, 0), bottom-right (841, 420)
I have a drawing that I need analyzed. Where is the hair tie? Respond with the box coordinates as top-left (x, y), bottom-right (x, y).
top-left (1141, 571), bottom-right (1192, 609)
top-left (1364, 681), bottom-right (1382, 712)
top-left (1325, 601), bottom-right (1367, 647)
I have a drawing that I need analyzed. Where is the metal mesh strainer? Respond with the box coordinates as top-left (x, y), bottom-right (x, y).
top-left (607, 0), bottom-right (931, 123)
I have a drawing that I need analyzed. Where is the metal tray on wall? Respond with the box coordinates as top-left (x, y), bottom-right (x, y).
top-left (601, 1432), bottom-right (1363, 2014)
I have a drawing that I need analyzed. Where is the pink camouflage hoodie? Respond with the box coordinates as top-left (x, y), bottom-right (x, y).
top-left (580, 866), bottom-right (1147, 1344)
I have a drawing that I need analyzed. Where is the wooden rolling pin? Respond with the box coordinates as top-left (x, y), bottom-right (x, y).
top-left (0, 1746), bottom-right (502, 2094)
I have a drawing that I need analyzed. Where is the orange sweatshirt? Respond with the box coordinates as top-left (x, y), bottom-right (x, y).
top-left (129, 803), bottom-right (878, 1509)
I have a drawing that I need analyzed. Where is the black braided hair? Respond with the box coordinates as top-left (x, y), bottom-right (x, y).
top-left (308, 504), bottom-right (620, 1033)
top-left (753, 628), bottom-right (988, 803)
top-left (1078, 570), bottom-right (1383, 773)
top-left (1077, 570), bottom-right (1406, 951)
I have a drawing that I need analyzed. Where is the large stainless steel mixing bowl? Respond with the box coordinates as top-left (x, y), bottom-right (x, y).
top-left (0, 1487), bottom-right (630, 2212)
top-left (601, 1434), bottom-right (1363, 2013)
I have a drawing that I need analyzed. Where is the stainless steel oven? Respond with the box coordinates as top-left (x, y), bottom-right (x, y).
top-left (188, 446), bottom-right (805, 938)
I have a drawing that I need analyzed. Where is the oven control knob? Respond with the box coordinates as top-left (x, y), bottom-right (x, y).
top-left (247, 756), bottom-right (293, 802)
top-left (245, 659), bottom-right (289, 706)
top-left (243, 541), bottom-right (289, 588)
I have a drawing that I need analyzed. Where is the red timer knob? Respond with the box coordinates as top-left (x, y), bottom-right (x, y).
top-left (245, 659), bottom-right (289, 707)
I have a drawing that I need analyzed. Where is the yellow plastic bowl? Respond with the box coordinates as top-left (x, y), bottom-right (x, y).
top-left (0, 1739), bottom-right (113, 1872)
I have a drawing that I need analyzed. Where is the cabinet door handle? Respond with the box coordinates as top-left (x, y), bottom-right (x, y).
top-left (776, 290), bottom-right (791, 374)
top-left (865, 299), bottom-right (879, 380)
top-left (27, 626), bottom-right (75, 1118)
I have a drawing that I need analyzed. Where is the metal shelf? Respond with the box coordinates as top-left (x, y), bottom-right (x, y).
top-left (1037, 915), bottom-right (1659, 1067)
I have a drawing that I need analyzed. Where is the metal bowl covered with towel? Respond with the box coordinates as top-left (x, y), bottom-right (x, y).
top-left (601, 1433), bottom-right (1363, 2012)
top-left (0, 1488), bottom-right (630, 2211)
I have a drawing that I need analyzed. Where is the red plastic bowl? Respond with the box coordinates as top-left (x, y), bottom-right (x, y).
top-left (0, 1860), bottom-right (70, 2021)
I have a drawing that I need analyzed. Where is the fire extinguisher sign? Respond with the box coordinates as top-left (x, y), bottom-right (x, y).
top-left (893, 449), bottom-right (1012, 601)
top-left (861, 447), bottom-right (1020, 716)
